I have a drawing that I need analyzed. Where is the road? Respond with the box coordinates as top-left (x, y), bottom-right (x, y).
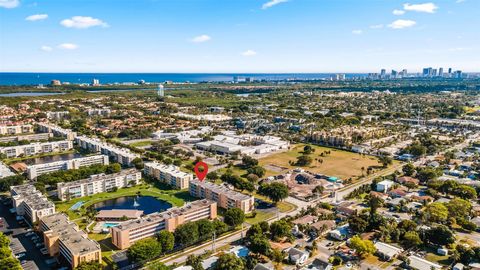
top-left (151, 197), bottom-right (305, 267)
top-left (0, 197), bottom-right (51, 270)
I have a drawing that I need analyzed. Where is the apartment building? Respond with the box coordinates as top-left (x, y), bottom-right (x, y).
top-left (75, 136), bottom-right (140, 166)
top-left (57, 169), bottom-right (142, 201)
top-left (26, 155), bottom-right (109, 179)
top-left (40, 213), bottom-right (101, 268)
top-left (37, 122), bottom-right (77, 140)
top-left (0, 140), bottom-right (73, 158)
top-left (111, 199), bottom-right (217, 249)
top-left (144, 162), bottom-right (192, 189)
top-left (0, 124), bottom-right (34, 135)
top-left (10, 184), bottom-right (55, 224)
top-left (189, 179), bottom-right (255, 214)
top-left (0, 132), bottom-right (52, 143)
top-left (87, 108), bottom-right (111, 117)
top-left (46, 111), bottom-right (70, 121)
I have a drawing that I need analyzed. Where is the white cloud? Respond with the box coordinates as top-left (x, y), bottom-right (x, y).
top-left (40, 45), bottom-right (52, 52)
top-left (388, 19), bottom-right (417, 29)
top-left (58, 43), bottom-right (78, 50)
top-left (191, 34), bottom-right (211, 43)
top-left (242, 50), bottom-right (257, 56)
top-left (352, 30), bottom-right (363, 35)
top-left (60, 16), bottom-right (108, 29)
top-left (0, 0), bottom-right (19, 8)
top-left (262, 0), bottom-right (288, 9)
top-left (393, 9), bottom-right (406, 15)
top-left (403, 3), bottom-right (438, 13)
top-left (370, 24), bottom-right (384, 29)
top-left (26, 14), bottom-right (48, 21)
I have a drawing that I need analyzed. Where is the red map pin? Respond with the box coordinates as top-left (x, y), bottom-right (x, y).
top-left (194, 161), bottom-right (208, 181)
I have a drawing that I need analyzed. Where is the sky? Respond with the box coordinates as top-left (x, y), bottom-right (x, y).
top-left (0, 0), bottom-right (479, 73)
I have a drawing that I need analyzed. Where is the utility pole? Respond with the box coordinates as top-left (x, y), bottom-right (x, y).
top-left (212, 231), bottom-right (216, 253)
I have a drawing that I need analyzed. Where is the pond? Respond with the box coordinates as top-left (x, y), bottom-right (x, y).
top-left (21, 152), bottom-right (83, 165)
top-left (92, 195), bottom-right (172, 215)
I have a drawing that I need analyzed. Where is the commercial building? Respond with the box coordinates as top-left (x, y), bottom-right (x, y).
top-left (189, 179), bottom-right (255, 214)
top-left (0, 140), bottom-right (73, 158)
top-left (26, 155), bottom-right (109, 179)
top-left (10, 184), bottom-right (55, 224)
top-left (40, 213), bottom-right (101, 268)
top-left (57, 169), bottom-right (142, 201)
top-left (37, 123), bottom-right (77, 140)
top-left (144, 162), bottom-right (192, 189)
top-left (111, 199), bottom-right (217, 249)
top-left (0, 132), bottom-right (53, 143)
top-left (75, 136), bottom-right (140, 166)
top-left (0, 124), bottom-right (34, 135)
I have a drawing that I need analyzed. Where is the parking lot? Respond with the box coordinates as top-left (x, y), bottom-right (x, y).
top-left (0, 196), bottom-right (55, 270)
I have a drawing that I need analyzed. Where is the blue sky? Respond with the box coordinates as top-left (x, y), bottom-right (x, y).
top-left (0, 0), bottom-right (478, 73)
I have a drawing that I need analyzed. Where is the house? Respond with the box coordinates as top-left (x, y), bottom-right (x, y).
top-left (388, 187), bottom-right (408, 198)
top-left (201, 256), bottom-right (218, 270)
top-left (173, 266), bottom-right (193, 270)
top-left (310, 220), bottom-right (336, 235)
top-left (408, 255), bottom-right (441, 270)
top-left (370, 191), bottom-right (389, 200)
top-left (376, 180), bottom-right (394, 192)
top-left (453, 263), bottom-right (464, 270)
top-left (292, 215), bottom-right (317, 226)
top-left (397, 176), bottom-right (419, 185)
top-left (253, 264), bottom-right (272, 270)
top-left (374, 242), bottom-right (403, 261)
top-left (309, 259), bottom-right (333, 270)
top-left (287, 247), bottom-right (309, 265)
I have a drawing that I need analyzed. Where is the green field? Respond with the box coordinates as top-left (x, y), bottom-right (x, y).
top-left (259, 144), bottom-right (390, 180)
top-left (129, 140), bottom-right (153, 147)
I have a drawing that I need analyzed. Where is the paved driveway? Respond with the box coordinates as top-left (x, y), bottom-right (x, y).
top-left (0, 197), bottom-right (53, 270)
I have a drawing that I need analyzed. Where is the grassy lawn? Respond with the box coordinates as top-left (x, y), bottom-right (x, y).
top-left (245, 211), bottom-right (275, 224)
top-left (252, 193), bottom-right (297, 213)
top-left (259, 144), bottom-right (393, 180)
top-left (129, 140), bottom-right (152, 147)
top-left (54, 183), bottom-right (195, 220)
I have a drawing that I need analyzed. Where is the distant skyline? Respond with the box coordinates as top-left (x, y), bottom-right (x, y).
top-left (0, 0), bottom-right (479, 73)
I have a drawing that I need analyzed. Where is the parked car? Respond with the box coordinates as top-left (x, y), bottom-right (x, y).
top-left (35, 243), bottom-right (44, 248)
top-left (15, 253), bottom-right (25, 259)
top-left (25, 232), bottom-right (35, 237)
top-left (40, 248), bottom-right (48, 255)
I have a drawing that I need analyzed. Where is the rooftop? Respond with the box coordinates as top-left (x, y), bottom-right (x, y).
top-left (190, 179), bottom-right (253, 201)
top-left (114, 199), bottom-right (215, 231)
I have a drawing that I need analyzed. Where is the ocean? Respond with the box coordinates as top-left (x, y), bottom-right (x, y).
top-left (0, 72), bottom-right (366, 86)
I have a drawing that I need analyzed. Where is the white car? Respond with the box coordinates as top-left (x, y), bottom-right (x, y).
top-left (25, 232), bottom-right (35, 237)
top-left (15, 253), bottom-right (25, 259)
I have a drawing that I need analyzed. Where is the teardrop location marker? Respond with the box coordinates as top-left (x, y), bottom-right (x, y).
top-left (194, 161), bottom-right (208, 181)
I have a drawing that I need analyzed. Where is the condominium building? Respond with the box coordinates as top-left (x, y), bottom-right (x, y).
top-left (10, 184), bottom-right (55, 224)
top-left (189, 179), bottom-right (255, 214)
top-left (37, 122), bottom-right (77, 140)
top-left (111, 199), bottom-right (217, 249)
top-left (144, 162), bottom-right (192, 189)
top-left (0, 124), bottom-right (34, 135)
top-left (46, 111), bottom-right (70, 120)
top-left (0, 132), bottom-right (52, 143)
top-left (75, 136), bottom-right (140, 166)
top-left (87, 108), bottom-right (111, 117)
top-left (0, 140), bottom-right (73, 158)
top-left (40, 213), bottom-right (101, 268)
top-left (57, 169), bottom-right (142, 201)
top-left (26, 155), bottom-right (109, 179)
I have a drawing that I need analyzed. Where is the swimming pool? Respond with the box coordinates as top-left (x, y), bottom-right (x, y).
top-left (103, 222), bottom-right (120, 228)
